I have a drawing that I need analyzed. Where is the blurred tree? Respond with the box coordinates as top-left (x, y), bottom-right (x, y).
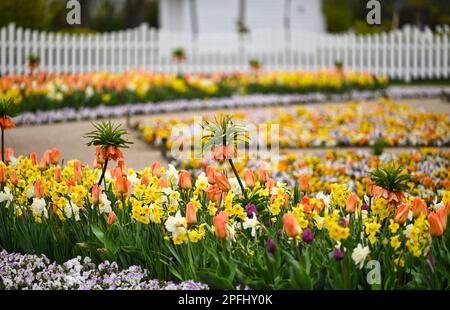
top-left (125, 0), bottom-right (146, 28)
top-left (322, 0), bottom-right (354, 33)
top-left (0, 0), bottom-right (52, 29)
top-left (91, 0), bottom-right (125, 32)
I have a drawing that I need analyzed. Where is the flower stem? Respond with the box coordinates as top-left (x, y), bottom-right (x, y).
top-left (97, 158), bottom-right (109, 186)
top-left (228, 158), bottom-right (247, 200)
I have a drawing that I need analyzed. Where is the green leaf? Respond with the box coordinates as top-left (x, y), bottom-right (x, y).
top-left (197, 271), bottom-right (235, 290)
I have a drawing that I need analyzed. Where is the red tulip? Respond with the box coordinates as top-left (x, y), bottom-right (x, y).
top-left (394, 203), bottom-right (410, 224)
top-left (244, 169), bottom-right (256, 189)
top-left (214, 173), bottom-right (230, 192)
top-left (213, 211), bottom-right (229, 238)
top-left (346, 193), bottom-right (359, 214)
top-left (411, 197), bottom-right (428, 218)
top-left (283, 213), bottom-right (300, 237)
top-left (186, 202), bottom-right (197, 226)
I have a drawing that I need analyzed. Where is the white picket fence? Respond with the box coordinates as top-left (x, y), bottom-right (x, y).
top-left (0, 23), bottom-right (449, 80)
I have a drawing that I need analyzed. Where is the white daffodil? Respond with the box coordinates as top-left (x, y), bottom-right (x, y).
top-left (229, 177), bottom-right (245, 195)
top-left (242, 214), bottom-right (261, 237)
top-left (166, 164), bottom-right (179, 187)
top-left (195, 172), bottom-right (209, 191)
top-left (64, 201), bottom-right (80, 221)
top-left (0, 187), bottom-right (14, 208)
top-left (99, 193), bottom-right (112, 214)
top-left (316, 192), bottom-right (331, 208)
top-left (164, 211), bottom-right (187, 238)
top-left (31, 198), bottom-right (48, 219)
top-left (351, 243), bottom-right (370, 269)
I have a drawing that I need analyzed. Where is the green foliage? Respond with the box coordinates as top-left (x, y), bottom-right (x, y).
top-left (322, 0), bottom-right (354, 33)
top-left (0, 96), bottom-right (19, 118)
top-left (84, 121), bottom-right (133, 149)
top-left (371, 137), bottom-right (386, 156)
top-left (0, 0), bottom-right (51, 30)
top-left (202, 115), bottom-right (248, 150)
top-left (369, 163), bottom-right (411, 192)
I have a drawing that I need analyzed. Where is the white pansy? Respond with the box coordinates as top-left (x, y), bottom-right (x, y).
top-left (242, 215), bottom-right (260, 237)
top-left (164, 211), bottom-right (186, 238)
top-left (0, 187), bottom-right (14, 208)
top-left (229, 177), bottom-right (245, 195)
top-left (351, 243), bottom-right (370, 269)
top-left (31, 198), bottom-right (48, 219)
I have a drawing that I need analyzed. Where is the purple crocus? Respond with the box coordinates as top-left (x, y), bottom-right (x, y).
top-left (361, 203), bottom-right (368, 211)
top-left (246, 204), bottom-right (257, 217)
top-left (302, 228), bottom-right (314, 243)
top-left (267, 239), bottom-right (277, 255)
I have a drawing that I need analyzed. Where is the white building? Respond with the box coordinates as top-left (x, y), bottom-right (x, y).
top-left (159, 0), bottom-right (325, 34)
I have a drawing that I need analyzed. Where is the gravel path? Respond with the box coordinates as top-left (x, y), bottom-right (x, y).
top-left (8, 98), bottom-right (450, 170)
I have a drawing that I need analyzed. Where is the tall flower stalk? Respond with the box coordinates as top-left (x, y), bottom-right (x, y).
top-left (84, 121), bottom-right (133, 186)
top-left (202, 115), bottom-right (248, 199)
top-left (0, 97), bottom-right (18, 163)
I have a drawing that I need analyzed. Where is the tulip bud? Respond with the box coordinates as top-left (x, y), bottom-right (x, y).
top-left (345, 193), bottom-right (359, 214)
top-left (179, 170), bottom-right (192, 190)
top-left (244, 169), bottom-right (256, 189)
top-left (213, 211), bottom-right (229, 239)
top-left (245, 203), bottom-right (257, 218)
top-left (267, 239), bottom-right (276, 255)
top-left (258, 164), bottom-right (269, 183)
top-left (30, 152), bottom-right (37, 165)
top-left (186, 202), bottom-right (197, 226)
top-left (91, 184), bottom-right (101, 205)
top-left (282, 213), bottom-right (300, 238)
top-left (205, 165), bottom-right (216, 184)
top-left (141, 174), bottom-right (150, 186)
top-left (151, 161), bottom-right (162, 177)
top-left (214, 173), bottom-right (231, 192)
top-left (302, 228), bottom-right (314, 243)
top-left (34, 180), bottom-right (44, 199)
top-left (107, 211), bottom-right (117, 225)
top-left (0, 166), bottom-right (6, 184)
top-left (49, 148), bottom-right (60, 165)
top-left (299, 174), bottom-right (309, 192)
top-left (54, 167), bottom-right (62, 182)
top-left (10, 169), bottom-right (18, 186)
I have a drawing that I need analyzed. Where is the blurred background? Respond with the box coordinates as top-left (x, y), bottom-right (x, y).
top-left (0, 0), bottom-right (448, 34)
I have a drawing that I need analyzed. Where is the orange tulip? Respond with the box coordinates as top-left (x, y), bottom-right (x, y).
top-left (205, 165), bottom-right (216, 184)
top-left (214, 173), bottom-right (230, 192)
top-left (30, 152), bottom-right (37, 165)
top-left (0, 166), bottom-right (6, 184)
top-left (428, 205), bottom-right (449, 237)
top-left (244, 169), bottom-right (256, 188)
top-left (213, 211), bottom-right (229, 238)
top-left (39, 151), bottom-right (50, 169)
top-left (91, 184), bottom-right (101, 205)
top-left (10, 169), bottom-right (18, 186)
top-left (4, 147), bottom-right (14, 163)
top-left (411, 197), bottom-right (428, 218)
top-left (346, 193), bottom-right (359, 214)
top-left (179, 170), bottom-right (192, 190)
top-left (54, 167), bottom-right (62, 182)
top-left (152, 161), bottom-right (162, 177)
top-left (74, 160), bottom-right (83, 184)
top-left (34, 180), bottom-right (44, 199)
top-left (283, 213), bottom-right (301, 237)
top-left (49, 148), bottom-right (60, 165)
top-left (206, 184), bottom-right (223, 205)
top-left (258, 163), bottom-right (269, 183)
top-left (115, 176), bottom-right (131, 197)
top-left (117, 159), bottom-right (126, 174)
top-left (186, 202), bottom-right (197, 226)
top-left (141, 174), bottom-right (150, 186)
top-left (107, 211), bottom-right (117, 225)
top-left (266, 178), bottom-right (275, 193)
top-left (157, 178), bottom-right (169, 188)
top-left (394, 203), bottom-right (410, 224)
top-left (299, 174), bottom-right (309, 192)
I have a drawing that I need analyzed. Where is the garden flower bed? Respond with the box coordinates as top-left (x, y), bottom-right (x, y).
top-left (1, 70), bottom-right (387, 114)
top-left (1, 147), bottom-right (449, 289)
top-left (135, 99), bottom-right (450, 149)
top-left (0, 250), bottom-right (208, 290)
top-left (174, 148), bottom-right (450, 203)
